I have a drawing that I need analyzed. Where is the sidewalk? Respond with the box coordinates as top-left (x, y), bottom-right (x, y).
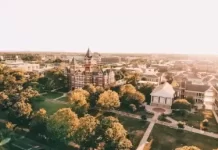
top-left (136, 114), bottom-right (159, 150)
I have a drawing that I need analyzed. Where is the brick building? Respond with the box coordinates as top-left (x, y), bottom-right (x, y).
top-left (67, 49), bottom-right (115, 89)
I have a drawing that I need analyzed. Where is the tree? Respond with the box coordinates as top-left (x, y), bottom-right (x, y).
top-left (176, 146), bottom-right (200, 150)
top-left (98, 116), bottom-right (132, 150)
top-left (141, 114), bottom-right (147, 122)
top-left (46, 108), bottom-right (79, 143)
top-left (186, 96), bottom-right (195, 105)
top-left (83, 84), bottom-right (96, 94)
top-left (177, 121), bottom-right (185, 129)
top-left (129, 104), bottom-right (137, 112)
top-left (30, 109), bottom-right (48, 135)
top-left (97, 90), bottom-right (120, 109)
top-left (0, 92), bottom-right (9, 109)
top-left (119, 84), bottom-right (145, 108)
top-left (117, 138), bottom-right (133, 150)
top-left (105, 122), bottom-right (127, 141)
top-left (42, 67), bottom-right (67, 91)
top-left (8, 101), bottom-right (32, 126)
top-left (171, 99), bottom-right (191, 111)
top-left (20, 86), bottom-right (39, 102)
top-left (119, 84), bottom-right (136, 97)
top-left (138, 83), bottom-right (154, 105)
top-left (74, 115), bottom-right (99, 147)
top-left (68, 88), bottom-right (90, 116)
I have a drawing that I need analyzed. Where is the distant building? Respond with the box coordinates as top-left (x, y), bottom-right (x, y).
top-left (101, 56), bottom-right (121, 64)
top-left (67, 49), bottom-right (115, 89)
top-left (4, 57), bottom-right (40, 72)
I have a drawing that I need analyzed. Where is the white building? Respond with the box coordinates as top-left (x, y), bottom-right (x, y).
top-left (4, 60), bottom-right (40, 72)
top-left (150, 82), bottom-right (175, 108)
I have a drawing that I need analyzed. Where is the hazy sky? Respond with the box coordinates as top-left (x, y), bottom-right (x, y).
top-left (0, 0), bottom-right (218, 54)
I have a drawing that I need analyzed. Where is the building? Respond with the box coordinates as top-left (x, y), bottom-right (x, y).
top-left (4, 59), bottom-right (40, 72)
top-left (150, 82), bottom-right (175, 108)
top-left (138, 74), bottom-right (160, 86)
top-left (67, 49), bottom-right (116, 89)
top-left (184, 83), bottom-right (218, 109)
top-left (101, 56), bottom-right (121, 64)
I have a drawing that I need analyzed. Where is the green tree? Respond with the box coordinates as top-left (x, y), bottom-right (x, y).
top-left (171, 99), bottom-right (191, 111)
top-left (96, 116), bottom-right (132, 150)
top-left (68, 88), bottom-right (90, 116)
top-left (120, 84), bottom-right (145, 108)
top-left (138, 83), bottom-right (154, 104)
top-left (30, 108), bottom-right (48, 135)
top-left (0, 92), bottom-right (9, 109)
top-left (74, 115), bottom-right (99, 147)
top-left (97, 90), bottom-right (120, 109)
top-left (117, 138), bottom-right (133, 150)
top-left (8, 101), bottom-right (32, 126)
top-left (46, 108), bottom-right (79, 143)
top-left (186, 96), bottom-right (195, 105)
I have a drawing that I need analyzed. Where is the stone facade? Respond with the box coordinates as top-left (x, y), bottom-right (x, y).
top-left (67, 49), bottom-right (115, 89)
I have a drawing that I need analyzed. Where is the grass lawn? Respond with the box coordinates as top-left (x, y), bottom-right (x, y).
top-left (57, 96), bottom-right (68, 102)
top-left (117, 115), bottom-right (149, 149)
top-left (118, 107), bottom-right (154, 118)
top-left (148, 124), bottom-right (218, 150)
top-left (33, 101), bottom-right (70, 115)
top-left (171, 109), bottom-right (218, 133)
top-left (41, 92), bottom-right (63, 100)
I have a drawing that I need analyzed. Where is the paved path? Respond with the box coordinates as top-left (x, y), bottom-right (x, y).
top-left (53, 93), bottom-right (67, 101)
top-left (212, 110), bottom-right (218, 124)
top-left (136, 113), bottom-right (159, 150)
top-left (109, 110), bottom-right (218, 143)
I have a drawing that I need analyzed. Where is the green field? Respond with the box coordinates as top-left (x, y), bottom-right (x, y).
top-left (33, 101), bottom-right (70, 115)
top-left (171, 110), bottom-right (218, 133)
top-left (149, 124), bottom-right (218, 150)
top-left (57, 96), bottom-right (68, 102)
top-left (41, 92), bottom-right (63, 100)
top-left (117, 116), bottom-right (149, 149)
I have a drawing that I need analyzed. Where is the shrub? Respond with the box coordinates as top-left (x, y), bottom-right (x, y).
top-left (171, 99), bottom-right (191, 111)
top-left (158, 113), bottom-right (167, 121)
top-left (141, 114), bottom-right (147, 121)
top-left (129, 104), bottom-right (137, 112)
top-left (177, 121), bottom-right (185, 129)
top-left (202, 119), bottom-right (209, 126)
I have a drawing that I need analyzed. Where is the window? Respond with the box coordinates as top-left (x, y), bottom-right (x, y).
top-left (158, 97), bottom-right (160, 103)
top-left (165, 98), bottom-right (167, 104)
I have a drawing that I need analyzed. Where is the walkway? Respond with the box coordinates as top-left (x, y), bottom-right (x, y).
top-left (109, 109), bottom-right (218, 150)
top-left (212, 110), bottom-right (218, 124)
top-left (136, 113), bottom-right (159, 150)
top-left (53, 93), bottom-right (67, 101)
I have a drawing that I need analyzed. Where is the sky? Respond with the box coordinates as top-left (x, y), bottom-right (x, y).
top-left (0, 0), bottom-right (218, 54)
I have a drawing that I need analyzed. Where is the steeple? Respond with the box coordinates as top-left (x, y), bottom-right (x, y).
top-left (71, 57), bottom-right (77, 65)
top-left (85, 48), bottom-right (92, 58)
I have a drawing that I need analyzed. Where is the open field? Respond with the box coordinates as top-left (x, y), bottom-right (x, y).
top-left (117, 115), bottom-right (149, 149)
top-left (171, 109), bottom-right (218, 133)
top-left (41, 92), bottom-right (63, 100)
top-left (33, 101), bottom-right (70, 115)
top-left (148, 124), bottom-right (218, 150)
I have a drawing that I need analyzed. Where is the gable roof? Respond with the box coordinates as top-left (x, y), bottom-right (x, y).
top-left (185, 84), bottom-right (210, 92)
top-left (151, 82), bottom-right (175, 98)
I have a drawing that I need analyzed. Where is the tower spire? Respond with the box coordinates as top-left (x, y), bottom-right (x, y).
top-left (85, 48), bottom-right (92, 58)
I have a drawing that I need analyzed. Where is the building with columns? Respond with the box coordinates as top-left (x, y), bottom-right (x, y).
top-left (67, 49), bottom-right (115, 89)
top-left (150, 82), bottom-right (175, 108)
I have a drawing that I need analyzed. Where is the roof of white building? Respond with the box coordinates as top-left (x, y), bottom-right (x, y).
top-left (151, 82), bottom-right (175, 98)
